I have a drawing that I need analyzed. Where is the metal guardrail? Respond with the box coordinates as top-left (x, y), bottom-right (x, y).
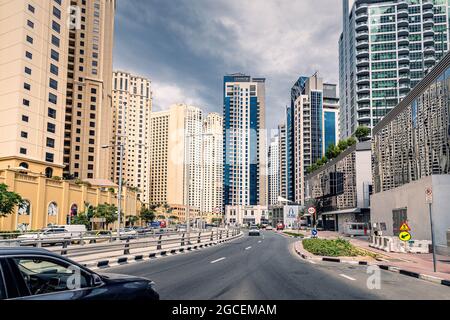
top-left (0, 228), bottom-right (241, 259)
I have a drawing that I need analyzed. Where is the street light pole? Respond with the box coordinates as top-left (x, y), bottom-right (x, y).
top-left (117, 140), bottom-right (124, 237)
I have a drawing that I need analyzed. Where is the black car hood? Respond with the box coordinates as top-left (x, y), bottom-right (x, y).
top-left (99, 272), bottom-right (150, 283)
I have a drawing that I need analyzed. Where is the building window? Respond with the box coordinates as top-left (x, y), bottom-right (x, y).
top-left (51, 35), bottom-right (60, 47)
top-left (47, 123), bottom-right (56, 133)
top-left (22, 115), bottom-right (29, 122)
top-left (18, 200), bottom-right (31, 216)
top-left (51, 49), bottom-right (59, 61)
top-left (21, 131), bottom-right (28, 139)
top-left (45, 153), bottom-right (54, 163)
top-left (28, 4), bottom-right (35, 13)
top-left (52, 21), bottom-right (60, 33)
top-left (45, 167), bottom-right (54, 178)
top-left (49, 78), bottom-right (58, 90)
top-left (25, 51), bottom-right (32, 59)
top-left (20, 148), bottom-right (27, 155)
top-left (47, 202), bottom-right (58, 216)
top-left (48, 108), bottom-right (57, 119)
top-left (24, 83), bottom-right (31, 91)
top-left (24, 67), bottom-right (32, 75)
top-left (19, 162), bottom-right (29, 169)
top-left (49, 93), bottom-right (57, 104)
top-left (23, 99), bottom-right (30, 107)
top-left (50, 64), bottom-right (59, 76)
top-left (26, 35), bottom-right (33, 44)
top-left (27, 20), bottom-right (34, 28)
top-left (53, 6), bottom-right (61, 19)
top-left (46, 137), bottom-right (55, 148)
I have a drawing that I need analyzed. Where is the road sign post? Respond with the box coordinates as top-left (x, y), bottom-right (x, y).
top-left (426, 187), bottom-right (437, 272)
top-left (308, 207), bottom-right (317, 230)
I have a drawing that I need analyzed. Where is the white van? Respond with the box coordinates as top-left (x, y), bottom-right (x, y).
top-left (17, 225), bottom-right (86, 243)
top-left (52, 225), bottom-right (86, 237)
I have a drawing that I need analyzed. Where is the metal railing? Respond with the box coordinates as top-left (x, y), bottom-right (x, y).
top-left (0, 228), bottom-right (242, 259)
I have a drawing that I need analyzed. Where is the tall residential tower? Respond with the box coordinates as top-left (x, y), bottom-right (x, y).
top-left (223, 74), bottom-right (268, 207)
top-left (339, 0), bottom-right (448, 139)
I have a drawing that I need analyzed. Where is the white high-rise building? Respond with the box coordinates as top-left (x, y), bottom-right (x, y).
top-left (268, 135), bottom-right (280, 205)
top-left (202, 113), bottom-right (223, 217)
top-left (340, 0), bottom-right (448, 139)
top-left (111, 71), bottom-right (152, 204)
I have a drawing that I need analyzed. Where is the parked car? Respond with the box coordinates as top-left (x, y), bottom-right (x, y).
top-left (248, 225), bottom-right (260, 236)
top-left (0, 248), bottom-right (159, 300)
top-left (17, 228), bottom-right (71, 245)
top-left (112, 228), bottom-right (138, 240)
top-left (276, 223), bottom-right (285, 231)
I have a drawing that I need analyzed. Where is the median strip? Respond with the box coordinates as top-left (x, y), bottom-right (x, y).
top-left (211, 257), bottom-right (226, 264)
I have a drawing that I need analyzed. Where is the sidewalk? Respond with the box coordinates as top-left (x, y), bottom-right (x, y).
top-left (314, 230), bottom-right (450, 280)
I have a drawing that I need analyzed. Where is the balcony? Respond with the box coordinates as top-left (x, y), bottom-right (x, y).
top-left (358, 114), bottom-right (372, 122)
top-left (356, 57), bottom-right (370, 67)
top-left (356, 21), bottom-right (368, 31)
top-left (397, 0), bottom-right (408, 9)
top-left (398, 55), bottom-right (410, 64)
top-left (423, 36), bottom-right (434, 45)
top-left (357, 86), bottom-right (370, 95)
top-left (424, 46), bottom-right (435, 55)
top-left (397, 8), bottom-right (408, 18)
top-left (398, 36), bottom-right (409, 45)
top-left (356, 30), bottom-right (369, 40)
top-left (357, 94), bottom-right (370, 103)
top-left (356, 39), bottom-right (369, 49)
top-left (423, 8), bottom-right (433, 18)
top-left (357, 67), bottom-right (370, 76)
top-left (356, 12), bottom-right (368, 23)
top-left (423, 27), bottom-right (434, 37)
top-left (423, 17), bottom-right (434, 27)
top-left (357, 104), bottom-right (371, 112)
top-left (399, 83), bottom-right (410, 92)
top-left (422, 0), bottom-right (433, 9)
top-left (398, 26), bottom-right (409, 36)
top-left (398, 45), bottom-right (409, 55)
top-left (397, 17), bottom-right (409, 28)
top-left (357, 76), bottom-right (370, 85)
top-left (355, 2), bottom-right (368, 14)
top-left (356, 49), bottom-right (369, 58)
top-left (424, 56), bottom-right (436, 65)
top-left (399, 74), bottom-right (411, 82)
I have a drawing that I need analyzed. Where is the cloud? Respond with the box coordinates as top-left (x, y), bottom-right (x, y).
top-left (113, 0), bottom-right (343, 130)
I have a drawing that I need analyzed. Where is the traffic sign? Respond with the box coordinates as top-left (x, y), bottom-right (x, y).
top-left (308, 207), bottom-right (316, 215)
top-left (399, 222), bottom-right (411, 232)
top-left (425, 187), bottom-right (433, 204)
top-left (311, 229), bottom-right (318, 237)
top-left (399, 231), bottom-right (411, 242)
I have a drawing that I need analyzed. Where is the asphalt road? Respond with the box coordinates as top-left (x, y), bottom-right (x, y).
top-left (107, 231), bottom-right (450, 300)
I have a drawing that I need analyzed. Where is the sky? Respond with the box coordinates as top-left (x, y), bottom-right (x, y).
top-left (113, 0), bottom-right (345, 132)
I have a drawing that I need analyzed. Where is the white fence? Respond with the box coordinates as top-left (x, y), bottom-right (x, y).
top-left (370, 236), bottom-right (431, 254)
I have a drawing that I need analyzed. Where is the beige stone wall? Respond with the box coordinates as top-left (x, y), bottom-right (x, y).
top-left (0, 168), bottom-right (140, 231)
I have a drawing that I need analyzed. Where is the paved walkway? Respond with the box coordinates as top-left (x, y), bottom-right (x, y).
top-left (311, 230), bottom-right (450, 279)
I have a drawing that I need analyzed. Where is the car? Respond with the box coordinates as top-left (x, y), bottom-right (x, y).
top-left (0, 247), bottom-right (159, 300)
top-left (17, 228), bottom-right (71, 245)
top-left (265, 226), bottom-right (273, 231)
top-left (248, 225), bottom-right (260, 236)
top-left (112, 228), bottom-right (138, 240)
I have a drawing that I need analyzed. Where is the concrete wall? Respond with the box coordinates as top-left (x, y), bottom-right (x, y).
top-left (371, 175), bottom-right (450, 255)
top-left (355, 148), bottom-right (372, 209)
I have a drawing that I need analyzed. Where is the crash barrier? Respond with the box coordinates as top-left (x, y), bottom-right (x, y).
top-left (370, 236), bottom-right (431, 253)
top-left (0, 228), bottom-right (241, 259)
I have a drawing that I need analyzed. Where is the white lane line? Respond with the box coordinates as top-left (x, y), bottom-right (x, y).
top-left (258, 241), bottom-right (262, 243)
top-left (308, 260), bottom-right (317, 264)
top-left (210, 257), bottom-right (226, 264)
top-left (245, 246), bottom-right (252, 250)
top-left (339, 274), bottom-right (356, 281)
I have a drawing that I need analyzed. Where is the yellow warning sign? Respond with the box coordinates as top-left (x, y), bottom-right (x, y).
top-left (399, 231), bottom-right (411, 242)
top-left (399, 223), bottom-right (411, 232)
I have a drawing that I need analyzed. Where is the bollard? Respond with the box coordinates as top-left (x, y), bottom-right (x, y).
top-left (61, 241), bottom-right (69, 255)
top-left (219, 230), bottom-right (223, 240)
top-left (227, 230), bottom-right (229, 238)
top-left (157, 234), bottom-right (163, 250)
top-left (80, 233), bottom-right (85, 246)
top-left (197, 232), bottom-right (201, 244)
top-left (181, 233), bottom-right (185, 247)
top-left (210, 231), bottom-right (214, 242)
top-left (123, 237), bottom-right (131, 255)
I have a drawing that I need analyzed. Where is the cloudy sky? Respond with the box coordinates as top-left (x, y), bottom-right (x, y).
top-left (113, 0), bottom-right (345, 132)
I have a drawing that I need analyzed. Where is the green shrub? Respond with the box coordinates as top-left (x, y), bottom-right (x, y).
top-left (302, 238), bottom-right (366, 257)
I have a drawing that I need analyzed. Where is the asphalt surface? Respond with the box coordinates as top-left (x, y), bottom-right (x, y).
top-left (107, 231), bottom-right (450, 300)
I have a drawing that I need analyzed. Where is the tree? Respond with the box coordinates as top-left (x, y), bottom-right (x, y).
top-left (338, 139), bottom-right (349, 151)
top-left (355, 126), bottom-right (371, 142)
top-left (0, 184), bottom-right (24, 217)
top-left (71, 213), bottom-right (90, 229)
top-left (347, 136), bottom-right (357, 146)
top-left (140, 206), bottom-right (156, 223)
top-left (127, 215), bottom-right (139, 227)
top-left (157, 215), bottom-right (166, 220)
top-left (95, 203), bottom-right (121, 227)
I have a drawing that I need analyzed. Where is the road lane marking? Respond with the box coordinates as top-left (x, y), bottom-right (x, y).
top-left (210, 257), bottom-right (226, 264)
top-left (258, 241), bottom-right (262, 243)
top-left (245, 246), bottom-right (252, 250)
top-left (308, 260), bottom-right (317, 264)
top-left (339, 274), bottom-right (356, 281)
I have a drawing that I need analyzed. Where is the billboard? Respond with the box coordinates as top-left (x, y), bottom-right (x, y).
top-left (283, 206), bottom-right (302, 228)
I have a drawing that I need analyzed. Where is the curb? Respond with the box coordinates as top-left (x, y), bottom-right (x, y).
top-left (293, 241), bottom-right (450, 288)
top-left (87, 232), bottom-right (243, 271)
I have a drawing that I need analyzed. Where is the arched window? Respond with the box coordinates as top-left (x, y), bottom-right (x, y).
top-left (19, 162), bottom-right (29, 169)
top-left (70, 204), bottom-right (78, 217)
top-left (45, 167), bottom-right (54, 178)
top-left (18, 200), bottom-right (31, 216)
top-left (48, 202), bottom-right (58, 216)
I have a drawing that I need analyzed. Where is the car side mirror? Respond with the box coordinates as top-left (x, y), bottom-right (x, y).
top-left (91, 274), bottom-right (104, 287)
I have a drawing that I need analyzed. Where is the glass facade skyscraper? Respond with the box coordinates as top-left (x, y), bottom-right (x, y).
top-left (223, 74), bottom-right (268, 207)
top-left (339, 0), bottom-right (450, 139)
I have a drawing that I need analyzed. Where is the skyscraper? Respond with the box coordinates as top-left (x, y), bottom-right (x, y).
top-left (111, 71), bottom-right (152, 204)
top-left (340, 0), bottom-right (448, 139)
top-left (278, 123), bottom-right (287, 200)
top-left (63, 0), bottom-right (116, 180)
top-left (290, 74), bottom-right (339, 205)
top-left (223, 74), bottom-right (268, 207)
top-left (149, 104), bottom-right (203, 212)
top-left (0, 0), bottom-right (70, 177)
top-left (202, 113), bottom-right (223, 217)
top-left (268, 135), bottom-right (280, 205)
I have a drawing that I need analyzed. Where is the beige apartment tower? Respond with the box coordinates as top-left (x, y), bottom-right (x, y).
top-left (0, 0), bottom-right (70, 176)
top-left (63, 0), bottom-right (116, 180)
top-left (111, 71), bottom-right (152, 204)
